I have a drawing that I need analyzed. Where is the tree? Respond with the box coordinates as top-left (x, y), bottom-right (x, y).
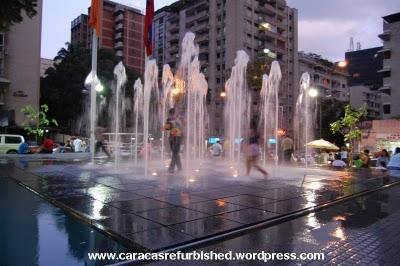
top-left (41, 43), bottom-right (139, 134)
top-left (319, 98), bottom-right (346, 147)
top-left (20, 104), bottom-right (58, 142)
top-left (0, 0), bottom-right (38, 30)
top-left (331, 104), bottom-right (367, 166)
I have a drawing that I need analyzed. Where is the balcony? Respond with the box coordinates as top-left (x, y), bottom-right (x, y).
top-left (377, 66), bottom-right (391, 73)
top-left (114, 32), bottom-right (123, 41)
top-left (114, 41), bottom-right (123, 49)
top-left (115, 23), bottom-right (123, 31)
top-left (115, 13), bottom-right (124, 22)
top-left (378, 30), bottom-right (391, 41)
top-left (116, 50), bottom-right (123, 57)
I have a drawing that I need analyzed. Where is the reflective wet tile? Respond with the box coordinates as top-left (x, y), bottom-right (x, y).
top-left (192, 189), bottom-right (240, 200)
top-left (222, 185), bottom-right (266, 194)
top-left (108, 198), bottom-right (174, 213)
top-left (89, 191), bottom-right (146, 203)
top-left (220, 208), bottom-right (279, 224)
top-left (108, 183), bottom-right (154, 191)
top-left (252, 188), bottom-right (304, 200)
top-left (219, 195), bottom-right (276, 207)
top-left (95, 213), bottom-right (162, 234)
top-left (152, 193), bottom-right (209, 206)
top-left (126, 227), bottom-right (194, 251)
top-left (182, 200), bottom-right (247, 215)
top-left (137, 207), bottom-right (210, 225)
top-left (258, 198), bottom-right (315, 214)
top-left (57, 196), bottom-right (124, 220)
top-left (170, 216), bottom-right (242, 238)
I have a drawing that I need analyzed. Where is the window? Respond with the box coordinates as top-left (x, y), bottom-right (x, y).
top-left (383, 71), bottom-right (391, 78)
top-left (0, 33), bottom-right (4, 52)
top-left (384, 51), bottom-right (391, 59)
top-left (383, 104), bottom-right (391, 114)
top-left (5, 136), bottom-right (22, 144)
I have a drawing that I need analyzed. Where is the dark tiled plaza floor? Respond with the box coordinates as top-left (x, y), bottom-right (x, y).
top-left (1, 158), bottom-right (400, 254)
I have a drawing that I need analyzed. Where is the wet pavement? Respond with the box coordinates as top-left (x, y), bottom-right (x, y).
top-left (0, 177), bottom-right (127, 266)
top-left (1, 157), bottom-right (400, 265)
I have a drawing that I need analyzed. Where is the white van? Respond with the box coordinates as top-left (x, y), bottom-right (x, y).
top-left (0, 134), bottom-right (25, 154)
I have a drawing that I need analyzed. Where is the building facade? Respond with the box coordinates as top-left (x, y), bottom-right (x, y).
top-left (71, 0), bottom-right (145, 75)
top-left (378, 12), bottom-right (400, 119)
top-left (298, 52), bottom-right (349, 102)
top-left (154, 0), bottom-right (298, 135)
top-left (345, 47), bottom-right (386, 119)
top-left (0, 0), bottom-right (43, 128)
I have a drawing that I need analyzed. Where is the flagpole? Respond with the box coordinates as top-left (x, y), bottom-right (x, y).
top-left (90, 30), bottom-right (98, 163)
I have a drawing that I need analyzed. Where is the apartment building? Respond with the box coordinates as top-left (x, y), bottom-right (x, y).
top-left (378, 12), bottom-right (400, 118)
top-left (154, 0), bottom-right (298, 135)
top-left (71, 0), bottom-right (145, 75)
top-left (298, 52), bottom-right (349, 102)
top-left (0, 0), bottom-right (42, 128)
top-left (346, 47), bottom-right (386, 119)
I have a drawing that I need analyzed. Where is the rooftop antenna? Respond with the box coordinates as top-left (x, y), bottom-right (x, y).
top-left (348, 37), bottom-right (354, 52)
top-left (356, 42), bottom-right (361, 50)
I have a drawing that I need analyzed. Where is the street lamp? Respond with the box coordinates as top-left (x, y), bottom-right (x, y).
top-left (338, 61), bottom-right (347, 68)
top-left (308, 87), bottom-right (318, 98)
top-left (220, 91), bottom-right (226, 97)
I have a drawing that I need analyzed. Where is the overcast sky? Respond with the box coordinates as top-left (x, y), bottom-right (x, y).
top-left (41, 0), bottom-right (400, 61)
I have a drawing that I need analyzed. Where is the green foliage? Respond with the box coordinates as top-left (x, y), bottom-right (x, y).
top-left (330, 105), bottom-right (367, 143)
top-left (21, 104), bottom-right (58, 138)
top-left (247, 59), bottom-right (271, 90)
top-left (0, 0), bottom-right (38, 30)
top-left (320, 98), bottom-right (346, 147)
top-left (40, 43), bottom-right (140, 134)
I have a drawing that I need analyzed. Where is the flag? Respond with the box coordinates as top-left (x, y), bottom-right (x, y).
top-left (89, 0), bottom-right (102, 36)
top-left (143, 0), bottom-right (154, 56)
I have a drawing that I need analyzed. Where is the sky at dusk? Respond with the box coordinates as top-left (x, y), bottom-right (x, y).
top-left (41, 0), bottom-right (400, 61)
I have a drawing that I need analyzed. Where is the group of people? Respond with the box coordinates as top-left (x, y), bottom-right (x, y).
top-left (163, 108), bottom-right (269, 176)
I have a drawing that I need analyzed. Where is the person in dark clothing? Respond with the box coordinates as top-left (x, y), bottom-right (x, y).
top-left (95, 128), bottom-right (111, 159)
top-left (164, 108), bottom-right (183, 173)
top-left (246, 127), bottom-right (268, 177)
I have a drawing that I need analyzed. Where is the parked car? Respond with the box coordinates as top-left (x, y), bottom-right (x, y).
top-left (0, 134), bottom-right (25, 154)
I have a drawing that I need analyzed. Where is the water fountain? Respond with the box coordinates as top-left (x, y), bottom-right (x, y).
top-left (112, 62), bottom-right (128, 167)
top-left (259, 61), bottom-right (282, 166)
top-left (224, 50), bottom-right (250, 165)
top-left (173, 32), bottom-right (208, 172)
top-left (143, 60), bottom-right (159, 176)
top-left (161, 65), bottom-right (174, 166)
top-left (133, 78), bottom-right (143, 164)
top-left (295, 72), bottom-right (313, 169)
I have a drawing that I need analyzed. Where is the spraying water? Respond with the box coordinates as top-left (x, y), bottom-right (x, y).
top-left (161, 65), bottom-right (174, 166)
top-left (112, 62), bottom-right (127, 167)
top-left (174, 32), bottom-right (208, 172)
top-left (143, 60), bottom-right (159, 176)
top-left (224, 50), bottom-right (250, 164)
top-left (133, 78), bottom-right (143, 164)
top-left (295, 72), bottom-right (313, 169)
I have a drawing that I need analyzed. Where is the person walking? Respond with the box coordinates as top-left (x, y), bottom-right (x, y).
top-left (246, 127), bottom-right (269, 177)
top-left (340, 147), bottom-right (348, 164)
top-left (164, 108), bottom-right (183, 173)
top-left (281, 134), bottom-right (294, 164)
top-left (377, 149), bottom-right (390, 167)
top-left (95, 128), bottom-right (111, 159)
top-left (360, 149), bottom-right (371, 168)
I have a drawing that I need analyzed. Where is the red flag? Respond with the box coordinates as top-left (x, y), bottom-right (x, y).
top-left (89, 0), bottom-right (102, 36)
top-left (143, 0), bottom-right (154, 56)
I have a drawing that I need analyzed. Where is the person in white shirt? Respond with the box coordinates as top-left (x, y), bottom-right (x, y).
top-left (388, 147), bottom-right (400, 170)
top-left (211, 140), bottom-right (223, 157)
top-left (332, 154), bottom-right (347, 168)
top-left (73, 137), bottom-right (83, 152)
top-left (340, 148), bottom-right (348, 164)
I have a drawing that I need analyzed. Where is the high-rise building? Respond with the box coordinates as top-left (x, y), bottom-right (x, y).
top-left (345, 47), bottom-right (387, 119)
top-left (154, 0), bottom-right (298, 135)
top-left (298, 52), bottom-right (349, 102)
top-left (378, 12), bottom-right (400, 118)
top-left (70, 0), bottom-right (145, 75)
top-left (0, 0), bottom-right (43, 128)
